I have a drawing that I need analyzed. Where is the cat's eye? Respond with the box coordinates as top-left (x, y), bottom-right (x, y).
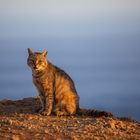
top-left (39, 59), bottom-right (43, 63)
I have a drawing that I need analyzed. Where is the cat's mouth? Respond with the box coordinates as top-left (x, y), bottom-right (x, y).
top-left (33, 67), bottom-right (44, 72)
top-left (34, 68), bottom-right (41, 71)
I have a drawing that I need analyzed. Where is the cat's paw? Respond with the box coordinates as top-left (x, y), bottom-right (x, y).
top-left (41, 111), bottom-right (51, 116)
top-left (56, 111), bottom-right (69, 117)
top-left (38, 108), bottom-right (45, 114)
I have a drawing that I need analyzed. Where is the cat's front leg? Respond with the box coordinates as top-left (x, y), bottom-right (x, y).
top-left (41, 84), bottom-right (54, 116)
top-left (38, 94), bottom-right (45, 113)
top-left (41, 94), bottom-right (54, 116)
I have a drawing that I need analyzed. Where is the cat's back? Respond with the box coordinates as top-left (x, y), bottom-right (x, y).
top-left (51, 63), bottom-right (78, 94)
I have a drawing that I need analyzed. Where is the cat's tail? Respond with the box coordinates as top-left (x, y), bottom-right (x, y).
top-left (77, 108), bottom-right (113, 117)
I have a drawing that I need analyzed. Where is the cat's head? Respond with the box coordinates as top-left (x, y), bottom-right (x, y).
top-left (27, 48), bottom-right (48, 72)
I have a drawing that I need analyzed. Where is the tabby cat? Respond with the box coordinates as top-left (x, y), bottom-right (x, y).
top-left (27, 48), bottom-right (79, 116)
top-left (27, 48), bottom-right (112, 117)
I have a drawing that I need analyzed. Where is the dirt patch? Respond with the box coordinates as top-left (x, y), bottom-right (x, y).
top-left (0, 97), bottom-right (139, 140)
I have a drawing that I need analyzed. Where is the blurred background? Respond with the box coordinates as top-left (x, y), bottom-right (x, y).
top-left (0, 0), bottom-right (140, 121)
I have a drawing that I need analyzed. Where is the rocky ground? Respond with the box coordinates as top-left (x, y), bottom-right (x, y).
top-left (0, 97), bottom-right (140, 140)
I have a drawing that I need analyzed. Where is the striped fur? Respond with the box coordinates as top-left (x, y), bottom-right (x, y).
top-left (27, 48), bottom-right (79, 116)
top-left (27, 48), bottom-right (113, 117)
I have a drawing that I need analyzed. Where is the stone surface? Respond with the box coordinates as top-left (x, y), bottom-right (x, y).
top-left (0, 97), bottom-right (139, 140)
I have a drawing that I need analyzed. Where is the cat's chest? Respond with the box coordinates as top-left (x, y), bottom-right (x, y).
top-left (33, 77), bottom-right (49, 90)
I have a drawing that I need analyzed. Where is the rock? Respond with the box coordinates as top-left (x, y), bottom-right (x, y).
top-left (0, 97), bottom-right (139, 140)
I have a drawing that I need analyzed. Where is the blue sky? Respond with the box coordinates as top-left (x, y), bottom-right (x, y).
top-left (0, 0), bottom-right (140, 39)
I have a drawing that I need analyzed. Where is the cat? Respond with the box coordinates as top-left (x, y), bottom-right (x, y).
top-left (27, 48), bottom-right (113, 117)
top-left (27, 48), bottom-right (79, 116)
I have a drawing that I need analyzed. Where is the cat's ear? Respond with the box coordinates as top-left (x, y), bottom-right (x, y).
top-left (42, 50), bottom-right (48, 57)
top-left (28, 48), bottom-right (34, 55)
